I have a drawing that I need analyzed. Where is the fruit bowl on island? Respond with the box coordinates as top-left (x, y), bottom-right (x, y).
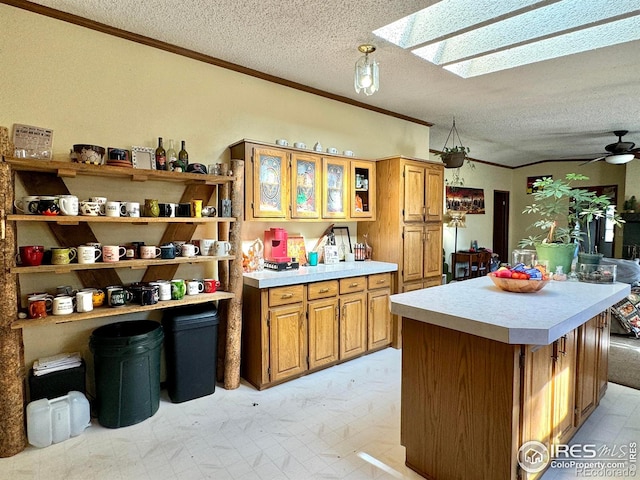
top-left (488, 273), bottom-right (550, 293)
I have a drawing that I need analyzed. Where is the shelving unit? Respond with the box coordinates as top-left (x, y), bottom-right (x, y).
top-left (0, 156), bottom-right (245, 457)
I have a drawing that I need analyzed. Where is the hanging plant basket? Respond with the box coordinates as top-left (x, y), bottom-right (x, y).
top-left (442, 151), bottom-right (465, 169)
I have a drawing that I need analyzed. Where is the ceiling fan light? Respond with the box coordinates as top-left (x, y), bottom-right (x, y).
top-left (354, 45), bottom-right (379, 96)
top-left (605, 153), bottom-right (635, 164)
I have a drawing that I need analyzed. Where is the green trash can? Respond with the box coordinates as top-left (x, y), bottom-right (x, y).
top-left (89, 320), bottom-right (163, 428)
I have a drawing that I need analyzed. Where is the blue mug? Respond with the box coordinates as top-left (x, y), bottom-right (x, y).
top-left (160, 244), bottom-right (176, 259)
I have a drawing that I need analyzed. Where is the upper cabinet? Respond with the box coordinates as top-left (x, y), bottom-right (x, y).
top-left (229, 140), bottom-right (376, 222)
top-left (403, 162), bottom-right (443, 223)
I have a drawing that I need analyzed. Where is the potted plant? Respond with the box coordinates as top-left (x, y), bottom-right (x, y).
top-left (439, 145), bottom-right (470, 169)
top-left (574, 190), bottom-right (624, 264)
top-left (518, 173), bottom-right (623, 273)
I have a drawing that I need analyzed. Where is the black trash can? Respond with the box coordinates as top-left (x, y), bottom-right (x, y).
top-left (162, 304), bottom-right (219, 403)
top-left (89, 320), bottom-right (163, 428)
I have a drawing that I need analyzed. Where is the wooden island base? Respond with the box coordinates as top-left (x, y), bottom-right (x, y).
top-left (401, 312), bottom-right (610, 480)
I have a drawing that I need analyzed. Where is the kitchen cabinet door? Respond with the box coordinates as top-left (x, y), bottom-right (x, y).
top-left (251, 147), bottom-right (288, 219)
top-left (403, 163), bottom-right (426, 223)
top-left (425, 164), bottom-right (444, 222)
top-left (403, 225), bottom-right (424, 283)
top-left (423, 223), bottom-right (443, 280)
top-left (269, 303), bottom-right (307, 382)
top-left (308, 298), bottom-right (339, 369)
top-left (291, 152), bottom-right (321, 219)
top-left (553, 330), bottom-right (577, 445)
top-left (368, 288), bottom-right (391, 350)
top-left (322, 157), bottom-right (349, 219)
top-left (350, 159), bottom-right (376, 219)
top-left (339, 292), bottom-right (367, 360)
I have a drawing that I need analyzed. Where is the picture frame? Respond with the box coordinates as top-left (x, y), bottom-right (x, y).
top-left (287, 235), bottom-right (308, 265)
top-left (331, 226), bottom-right (352, 261)
top-left (324, 245), bottom-right (339, 264)
top-left (131, 146), bottom-right (155, 169)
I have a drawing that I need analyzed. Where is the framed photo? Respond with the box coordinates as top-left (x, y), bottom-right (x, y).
top-left (131, 146), bottom-right (155, 169)
top-left (287, 235), bottom-right (308, 265)
top-left (324, 245), bottom-right (339, 264)
top-left (331, 226), bottom-right (352, 260)
top-left (445, 187), bottom-right (485, 214)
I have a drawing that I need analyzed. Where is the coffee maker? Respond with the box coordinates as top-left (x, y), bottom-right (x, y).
top-left (264, 228), bottom-right (291, 263)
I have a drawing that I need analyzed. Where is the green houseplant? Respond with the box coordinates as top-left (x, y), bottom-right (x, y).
top-left (518, 173), bottom-right (623, 272)
top-left (439, 145), bottom-right (470, 169)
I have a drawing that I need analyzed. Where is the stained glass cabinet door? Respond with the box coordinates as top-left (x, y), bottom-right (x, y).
top-left (291, 152), bottom-right (321, 219)
top-left (322, 157), bottom-right (348, 219)
top-left (252, 147), bottom-right (288, 219)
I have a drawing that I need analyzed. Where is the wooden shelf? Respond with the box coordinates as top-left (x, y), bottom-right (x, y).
top-left (3, 157), bottom-right (235, 185)
top-left (10, 255), bottom-right (235, 274)
top-left (8, 214), bottom-right (234, 225)
top-left (11, 291), bottom-right (235, 329)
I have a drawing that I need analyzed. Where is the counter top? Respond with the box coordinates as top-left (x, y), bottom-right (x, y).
top-left (390, 276), bottom-right (630, 345)
top-left (243, 261), bottom-right (398, 288)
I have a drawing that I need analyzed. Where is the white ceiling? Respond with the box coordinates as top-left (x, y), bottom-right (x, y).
top-left (27, 0), bottom-right (640, 167)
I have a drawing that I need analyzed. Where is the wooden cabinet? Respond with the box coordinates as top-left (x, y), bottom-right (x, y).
top-left (360, 156), bottom-right (444, 345)
top-left (229, 140), bottom-right (376, 222)
top-left (242, 271), bottom-right (393, 389)
top-left (553, 330), bottom-right (578, 445)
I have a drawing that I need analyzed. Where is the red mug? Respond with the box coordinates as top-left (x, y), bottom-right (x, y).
top-left (28, 296), bottom-right (53, 319)
top-left (203, 279), bottom-right (220, 293)
top-left (17, 245), bottom-right (45, 266)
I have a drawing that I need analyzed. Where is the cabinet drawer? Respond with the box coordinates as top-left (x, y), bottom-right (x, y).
top-left (368, 273), bottom-right (391, 290)
top-left (308, 280), bottom-right (339, 300)
top-left (339, 276), bottom-right (366, 294)
top-left (268, 285), bottom-right (304, 307)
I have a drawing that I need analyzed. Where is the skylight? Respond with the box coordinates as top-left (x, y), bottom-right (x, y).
top-left (373, 0), bottom-right (640, 78)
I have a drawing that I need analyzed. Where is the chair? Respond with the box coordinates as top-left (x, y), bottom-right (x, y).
top-left (470, 250), bottom-right (492, 277)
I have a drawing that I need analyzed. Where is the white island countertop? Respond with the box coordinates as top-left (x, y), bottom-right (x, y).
top-left (243, 260), bottom-right (398, 289)
top-left (390, 276), bottom-right (630, 345)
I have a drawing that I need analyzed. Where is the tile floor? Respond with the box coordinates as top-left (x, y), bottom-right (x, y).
top-left (1, 348), bottom-right (638, 480)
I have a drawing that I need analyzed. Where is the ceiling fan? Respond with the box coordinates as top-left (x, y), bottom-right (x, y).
top-left (582, 130), bottom-right (640, 165)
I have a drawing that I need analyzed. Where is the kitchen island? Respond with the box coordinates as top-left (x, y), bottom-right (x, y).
top-left (390, 276), bottom-right (629, 480)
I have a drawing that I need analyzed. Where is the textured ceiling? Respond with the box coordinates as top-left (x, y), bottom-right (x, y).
top-left (24, 0), bottom-right (640, 167)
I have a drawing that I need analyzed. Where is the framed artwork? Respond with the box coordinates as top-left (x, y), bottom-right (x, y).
top-left (287, 235), bottom-right (308, 265)
top-left (445, 187), bottom-right (485, 214)
top-left (131, 146), bottom-right (155, 169)
top-left (324, 245), bottom-right (339, 264)
top-left (527, 175), bottom-right (551, 194)
top-left (332, 226), bottom-right (352, 261)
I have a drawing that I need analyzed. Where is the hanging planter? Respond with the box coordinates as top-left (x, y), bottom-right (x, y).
top-left (438, 118), bottom-right (471, 169)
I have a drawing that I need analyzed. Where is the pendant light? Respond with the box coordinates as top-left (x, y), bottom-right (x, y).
top-left (354, 45), bottom-right (379, 96)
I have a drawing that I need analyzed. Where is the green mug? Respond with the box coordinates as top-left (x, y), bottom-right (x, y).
top-left (171, 279), bottom-right (185, 300)
top-left (144, 198), bottom-right (160, 217)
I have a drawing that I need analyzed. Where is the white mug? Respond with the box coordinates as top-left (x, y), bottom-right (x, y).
top-left (214, 241), bottom-right (231, 256)
top-left (89, 196), bottom-right (107, 215)
top-left (149, 281), bottom-right (172, 301)
top-left (180, 243), bottom-right (200, 257)
top-left (124, 201), bottom-right (140, 217)
top-left (15, 195), bottom-right (40, 214)
top-left (196, 239), bottom-right (216, 256)
top-left (78, 245), bottom-right (102, 264)
top-left (105, 201), bottom-right (125, 217)
top-left (75, 291), bottom-right (93, 313)
top-left (139, 245), bottom-right (161, 259)
top-left (52, 295), bottom-right (75, 315)
top-left (186, 279), bottom-right (204, 295)
top-left (102, 245), bottom-right (126, 263)
top-left (58, 195), bottom-right (79, 216)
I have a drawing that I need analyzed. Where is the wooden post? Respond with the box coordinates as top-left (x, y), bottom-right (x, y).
top-left (0, 162), bottom-right (27, 456)
top-left (223, 160), bottom-right (244, 389)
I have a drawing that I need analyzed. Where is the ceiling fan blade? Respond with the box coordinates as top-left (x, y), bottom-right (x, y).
top-left (580, 156), bottom-right (606, 166)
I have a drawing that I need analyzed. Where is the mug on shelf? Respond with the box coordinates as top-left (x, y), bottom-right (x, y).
top-left (36, 196), bottom-right (60, 216)
top-left (50, 247), bottom-right (77, 265)
top-left (140, 245), bottom-right (161, 259)
top-left (203, 278), bottom-right (220, 293)
top-left (144, 198), bottom-right (160, 217)
top-left (56, 285), bottom-right (77, 296)
top-left (58, 195), bottom-right (79, 216)
top-left (213, 241), bottom-right (231, 257)
top-left (77, 245), bottom-right (102, 264)
top-left (149, 280), bottom-right (172, 301)
top-left (197, 239), bottom-right (216, 256)
top-left (158, 203), bottom-right (174, 217)
top-left (14, 195), bottom-right (40, 215)
top-left (186, 279), bottom-right (204, 295)
top-left (170, 279), bottom-right (186, 300)
top-left (75, 290), bottom-right (93, 313)
top-left (89, 197), bottom-right (107, 215)
top-left (52, 295), bottom-right (75, 316)
top-left (105, 201), bottom-right (126, 217)
top-left (81, 288), bottom-right (105, 307)
top-left (28, 295), bottom-right (52, 319)
top-left (16, 245), bottom-right (45, 266)
top-left (79, 201), bottom-right (102, 216)
top-left (124, 201), bottom-right (140, 218)
top-left (106, 286), bottom-right (132, 307)
top-left (139, 286), bottom-right (158, 306)
top-left (180, 243), bottom-right (199, 257)
top-left (190, 199), bottom-right (203, 217)
top-left (160, 244), bottom-right (176, 259)
top-left (102, 245), bottom-right (126, 263)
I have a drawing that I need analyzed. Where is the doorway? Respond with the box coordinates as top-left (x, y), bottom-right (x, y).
top-left (493, 190), bottom-right (509, 264)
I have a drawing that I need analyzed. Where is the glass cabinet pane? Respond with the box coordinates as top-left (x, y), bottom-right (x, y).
top-left (252, 148), bottom-right (288, 218)
top-left (291, 153), bottom-right (321, 219)
top-left (323, 158), bottom-right (348, 219)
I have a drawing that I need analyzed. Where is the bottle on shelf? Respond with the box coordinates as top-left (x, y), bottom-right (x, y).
top-left (178, 140), bottom-right (189, 169)
top-left (155, 137), bottom-right (167, 170)
top-left (166, 139), bottom-right (178, 171)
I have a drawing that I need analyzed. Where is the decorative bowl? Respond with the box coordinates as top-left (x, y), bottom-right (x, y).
top-left (488, 273), bottom-right (550, 293)
top-left (73, 144), bottom-right (105, 165)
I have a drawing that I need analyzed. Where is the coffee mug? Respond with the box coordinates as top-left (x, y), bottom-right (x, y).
top-left (203, 278), bottom-right (220, 293)
top-left (180, 243), bottom-right (199, 257)
top-left (81, 288), bottom-right (105, 307)
top-left (140, 245), bottom-right (161, 259)
top-left (124, 201), bottom-right (140, 218)
top-left (52, 295), bottom-right (75, 315)
top-left (105, 201), bottom-right (126, 217)
top-left (160, 244), bottom-right (176, 259)
top-left (102, 245), bottom-right (126, 263)
top-left (196, 239), bottom-right (216, 256)
top-left (89, 197), bottom-right (107, 215)
top-left (106, 286), bottom-right (132, 307)
top-left (15, 195), bottom-right (39, 215)
top-left (78, 245), bottom-right (102, 264)
top-left (213, 241), bottom-right (231, 257)
top-left (149, 281), bottom-right (172, 301)
top-left (140, 286), bottom-right (158, 306)
top-left (16, 245), bottom-right (45, 266)
top-left (108, 148), bottom-right (129, 161)
top-left (56, 285), bottom-right (77, 296)
top-left (190, 199), bottom-right (203, 217)
top-left (220, 199), bottom-right (232, 217)
top-left (76, 291), bottom-right (93, 313)
top-left (308, 251), bottom-right (318, 266)
top-left (171, 279), bottom-right (186, 300)
top-left (28, 296), bottom-right (53, 319)
top-left (186, 279), bottom-right (204, 295)
top-left (124, 244), bottom-right (137, 259)
top-left (51, 247), bottom-right (77, 265)
top-left (37, 196), bottom-right (60, 216)
top-left (58, 195), bottom-right (79, 216)
top-left (144, 199), bottom-right (160, 217)
top-left (176, 203), bottom-right (191, 217)
top-left (79, 201), bottom-right (102, 216)
top-left (201, 206), bottom-right (217, 217)
top-left (159, 203), bottom-right (174, 217)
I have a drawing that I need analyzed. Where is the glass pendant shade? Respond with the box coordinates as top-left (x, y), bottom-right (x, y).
top-left (605, 153), bottom-right (635, 164)
top-left (354, 45), bottom-right (379, 96)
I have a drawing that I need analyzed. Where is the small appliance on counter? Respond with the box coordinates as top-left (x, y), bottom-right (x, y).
top-left (263, 228), bottom-right (299, 271)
